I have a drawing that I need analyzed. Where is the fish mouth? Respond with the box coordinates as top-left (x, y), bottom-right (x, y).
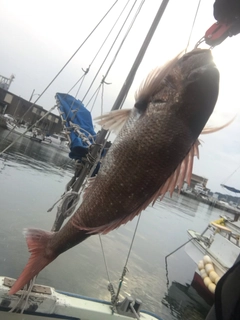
top-left (180, 49), bottom-right (218, 82)
top-left (187, 63), bottom-right (218, 81)
top-left (180, 49), bottom-right (217, 79)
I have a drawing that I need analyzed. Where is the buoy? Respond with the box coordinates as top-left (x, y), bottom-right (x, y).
top-left (198, 255), bottom-right (222, 294)
top-left (215, 276), bottom-right (220, 285)
top-left (205, 263), bottom-right (214, 275)
top-left (204, 277), bottom-right (212, 287)
top-left (200, 269), bottom-right (208, 279)
top-left (208, 282), bottom-right (216, 294)
top-left (209, 271), bottom-right (218, 282)
top-left (203, 255), bottom-right (212, 265)
top-left (198, 260), bottom-right (204, 270)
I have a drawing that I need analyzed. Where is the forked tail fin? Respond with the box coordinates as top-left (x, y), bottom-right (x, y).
top-left (9, 229), bottom-right (55, 295)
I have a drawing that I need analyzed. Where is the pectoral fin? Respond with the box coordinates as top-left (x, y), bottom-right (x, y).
top-left (202, 116), bottom-right (235, 134)
top-left (94, 109), bottom-right (131, 133)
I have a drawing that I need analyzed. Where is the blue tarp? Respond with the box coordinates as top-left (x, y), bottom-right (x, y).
top-left (56, 93), bottom-right (96, 160)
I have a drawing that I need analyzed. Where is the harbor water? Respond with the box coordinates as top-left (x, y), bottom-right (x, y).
top-left (0, 128), bottom-right (229, 320)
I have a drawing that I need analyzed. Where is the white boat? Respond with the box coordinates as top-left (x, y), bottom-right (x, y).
top-left (0, 114), bottom-right (21, 131)
top-left (4, 116), bottom-right (69, 151)
top-left (41, 133), bottom-right (69, 151)
top-left (6, 121), bottom-right (33, 138)
top-left (0, 276), bottom-right (160, 319)
top-left (185, 216), bottom-right (240, 302)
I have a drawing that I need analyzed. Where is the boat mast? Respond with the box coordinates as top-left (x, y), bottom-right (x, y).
top-left (53, 0), bottom-right (170, 231)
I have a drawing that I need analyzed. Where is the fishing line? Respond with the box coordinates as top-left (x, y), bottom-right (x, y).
top-left (185, 0), bottom-right (202, 53)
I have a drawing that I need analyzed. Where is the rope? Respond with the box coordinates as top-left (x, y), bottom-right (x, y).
top-left (68, 0), bottom-right (133, 99)
top-left (21, 0), bottom-right (119, 117)
top-left (85, 0), bottom-right (145, 113)
top-left (88, 0), bottom-right (133, 68)
top-left (99, 235), bottom-right (111, 283)
top-left (185, 0), bottom-right (202, 52)
top-left (82, 0), bottom-right (140, 104)
top-left (87, 84), bottom-right (101, 111)
top-left (165, 238), bottom-right (196, 288)
top-left (100, 82), bottom-right (105, 116)
top-left (113, 213), bottom-right (142, 305)
top-left (221, 164), bottom-right (240, 185)
top-left (67, 68), bottom-right (89, 96)
top-left (104, 0), bottom-right (145, 80)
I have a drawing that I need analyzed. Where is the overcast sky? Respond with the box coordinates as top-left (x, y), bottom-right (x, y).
top-left (1, 0), bottom-right (240, 193)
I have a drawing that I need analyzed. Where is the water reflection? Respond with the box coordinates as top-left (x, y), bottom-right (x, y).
top-left (162, 281), bottom-right (210, 320)
top-left (0, 128), bottom-right (73, 174)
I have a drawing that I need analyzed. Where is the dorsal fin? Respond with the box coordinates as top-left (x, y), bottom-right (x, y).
top-left (134, 53), bottom-right (181, 107)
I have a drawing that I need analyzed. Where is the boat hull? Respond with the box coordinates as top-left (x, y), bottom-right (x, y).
top-left (0, 277), bottom-right (161, 320)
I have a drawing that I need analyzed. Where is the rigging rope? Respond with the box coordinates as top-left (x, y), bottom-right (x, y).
top-left (70, 0), bottom-right (146, 121)
top-left (85, 0), bottom-right (145, 113)
top-left (82, 0), bottom-right (142, 104)
top-left (87, 84), bottom-right (101, 111)
top-left (68, 0), bottom-right (133, 98)
top-left (100, 81), bottom-right (105, 117)
top-left (61, 0), bottom-right (144, 126)
top-left (104, 0), bottom-right (145, 80)
top-left (67, 68), bottom-right (89, 96)
top-left (21, 0), bottom-right (119, 119)
top-left (221, 164), bottom-right (240, 186)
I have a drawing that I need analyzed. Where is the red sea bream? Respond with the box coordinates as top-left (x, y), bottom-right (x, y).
top-left (9, 49), bottom-right (220, 295)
